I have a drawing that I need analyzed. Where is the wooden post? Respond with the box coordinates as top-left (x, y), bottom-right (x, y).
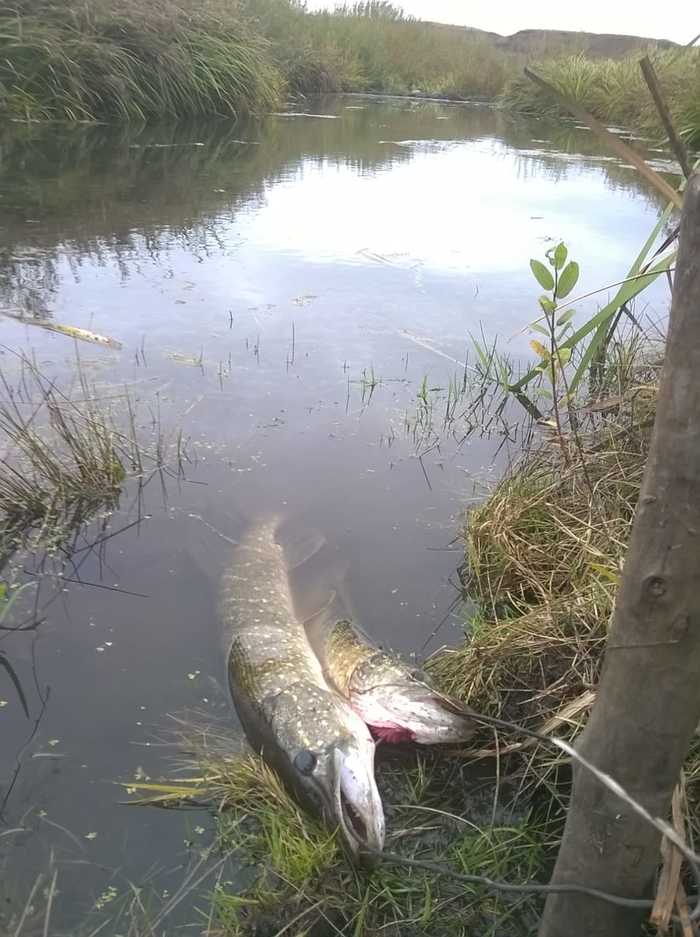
top-left (539, 173), bottom-right (700, 937)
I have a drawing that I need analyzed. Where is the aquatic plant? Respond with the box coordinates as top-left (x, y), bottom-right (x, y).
top-left (0, 0), bottom-right (282, 122)
top-left (0, 352), bottom-right (177, 560)
top-left (501, 49), bottom-right (700, 145)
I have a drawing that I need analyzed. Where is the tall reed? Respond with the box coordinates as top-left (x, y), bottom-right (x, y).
top-left (501, 50), bottom-right (700, 145)
top-left (0, 0), bottom-right (282, 121)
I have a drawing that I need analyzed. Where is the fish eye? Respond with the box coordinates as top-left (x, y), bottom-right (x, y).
top-left (410, 668), bottom-right (429, 683)
top-left (293, 749), bottom-right (317, 775)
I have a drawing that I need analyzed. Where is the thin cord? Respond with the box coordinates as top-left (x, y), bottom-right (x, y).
top-left (358, 680), bottom-right (700, 919)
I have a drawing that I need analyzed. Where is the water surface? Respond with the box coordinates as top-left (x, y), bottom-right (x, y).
top-left (0, 97), bottom-right (673, 929)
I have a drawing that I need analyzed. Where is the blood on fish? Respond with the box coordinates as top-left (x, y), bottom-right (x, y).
top-left (369, 724), bottom-right (414, 744)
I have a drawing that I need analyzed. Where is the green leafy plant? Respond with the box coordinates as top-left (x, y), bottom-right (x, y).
top-left (527, 242), bottom-right (579, 446)
top-left (503, 204), bottom-right (676, 422)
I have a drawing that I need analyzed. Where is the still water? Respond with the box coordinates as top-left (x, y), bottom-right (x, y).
top-left (0, 97), bottom-right (674, 929)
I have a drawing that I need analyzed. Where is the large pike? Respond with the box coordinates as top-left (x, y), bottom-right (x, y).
top-left (220, 518), bottom-right (385, 860)
top-left (307, 612), bottom-right (476, 745)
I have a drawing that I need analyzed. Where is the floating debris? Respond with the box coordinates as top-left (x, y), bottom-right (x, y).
top-left (166, 351), bottom-right (204, 367)
top-left (292, 294), bottom-right (317, 306)
top-left (271, 112), bottom-right (339, 119)
top-left (128, 142), bottom-right (205, 149)
top-left (94, 886), bottom-right (118, 910)
top-left (1, 311), bottom-right (122, 349)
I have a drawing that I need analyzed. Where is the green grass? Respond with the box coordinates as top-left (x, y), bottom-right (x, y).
top-left (0, 0), bottom-right (282, 122)
top-left (120, 739), bottom-right (550, 936)
top-left (205, 760), bottom-right (547, 935)
top-left (425, 323), bottom-right (700, 912)
top-left (501, 50), bottom-right (700, 146)
top-left (276, 7), bottom-right (524, 99)
top-left (429, 336), bottom-right (659, 717)
top-left (0, 0), bottom-right (522, 122)
top-left (3, 0), bottom-right (693, 130)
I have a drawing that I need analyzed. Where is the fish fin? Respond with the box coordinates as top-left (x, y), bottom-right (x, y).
top-left (303, 589), bottom-right (353, 654)
top-left (279, 527), bottom-right (326, 570)
top-left (301, 589), bottom-right (339, 627)
top-left (187, 512), bottom-right (238, 547)
top-left (330, 569), bottom-right (363, 629)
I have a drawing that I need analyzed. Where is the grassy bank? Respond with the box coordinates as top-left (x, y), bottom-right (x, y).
top-left (431, 320), bottom-right (700, 821)
top-left (0, 0), bottom-right (525, 119)
top-left (266, 5), bottom-right (524, 98)
top-left (430, 336), bottom-right (659, 777)
top-left (120, 739), bottom-right (549, 937)
top-left (1, 0), bottom-right (683, 124)
top-left (0, 0), bottom-right (282, 121)
top-left (501, 50), bottom-right (700, 147)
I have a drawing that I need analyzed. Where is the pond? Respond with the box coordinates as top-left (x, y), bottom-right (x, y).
top-left (0, 96), bottom-right (674, 930)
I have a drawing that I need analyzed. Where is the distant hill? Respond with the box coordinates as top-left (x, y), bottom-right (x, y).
top-left (451, 25), bottom-right (677, 59)
top-left (499, 29), bottom-right (676, 57)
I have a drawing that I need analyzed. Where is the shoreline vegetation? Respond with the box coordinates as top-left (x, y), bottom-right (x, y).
top-left (15, 327), bottom-right (681, 937)
top-left (2, 4), bottom-right (697, 935)
top-left (5, 311), bottom-right (688, 937)
top-left (1, 1), bottom-right (698, 143)
top-left (116, 223), bottom-right (685, 934)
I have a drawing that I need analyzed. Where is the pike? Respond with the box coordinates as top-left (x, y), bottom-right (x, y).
top-left (220, 518), bottom-right (385, 860)
top-left (307, 613), bottom-right (476, 746)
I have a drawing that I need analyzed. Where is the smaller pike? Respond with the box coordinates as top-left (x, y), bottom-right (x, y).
top-left (309, 615), bottom-right (475, 746)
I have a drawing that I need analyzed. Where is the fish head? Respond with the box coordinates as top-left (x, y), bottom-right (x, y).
top-left (349, 660), bottom-right (476, 746)
top-left (331, 724), bottom-right (386, 864)
top-left (277, 690), bottom-right (385, 862)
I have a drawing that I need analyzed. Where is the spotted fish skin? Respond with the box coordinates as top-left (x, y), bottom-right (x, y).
top-left (312, 617), bottom-right (476, 746)
top-left (220, 518), bottom-right (385, 858)
top-left (221, 519), bottom-right (355, 754)
top-left (221, 517), bottom-right (325, 712)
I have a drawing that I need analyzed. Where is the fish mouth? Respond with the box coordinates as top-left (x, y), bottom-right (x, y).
top-left (340, 787), bottom-right (369, 843)
top-left (331, 748), bottom-right (384, 861)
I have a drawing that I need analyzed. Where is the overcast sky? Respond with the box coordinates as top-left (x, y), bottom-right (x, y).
top-left (304, 1), bottom-right (697, 44)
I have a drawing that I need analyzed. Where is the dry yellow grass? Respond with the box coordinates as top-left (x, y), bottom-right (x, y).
top-left (429, 344), bottom-right (662, 784)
